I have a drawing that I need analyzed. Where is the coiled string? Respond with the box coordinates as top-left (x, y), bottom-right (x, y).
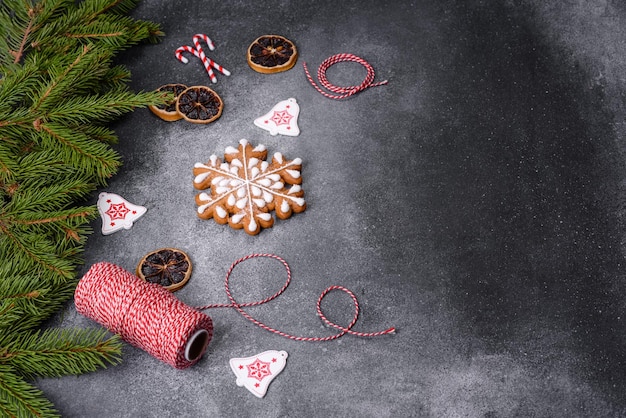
top-left (303, 53), bottom-right (388, 100)
top-left (197, 253), bottom-right (396, 341)
top-left (75, 254), bottom-right (395, 369)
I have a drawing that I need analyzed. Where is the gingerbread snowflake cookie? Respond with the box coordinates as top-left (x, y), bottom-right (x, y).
top-left (193, 139), bottom-right (306, 235)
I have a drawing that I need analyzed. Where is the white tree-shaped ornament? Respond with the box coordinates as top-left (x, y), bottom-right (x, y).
top-left (193, 139), bottom-right (306, 235)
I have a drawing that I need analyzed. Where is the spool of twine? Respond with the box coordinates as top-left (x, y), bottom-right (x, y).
top-left (75, 262), bottom-right (213, 369)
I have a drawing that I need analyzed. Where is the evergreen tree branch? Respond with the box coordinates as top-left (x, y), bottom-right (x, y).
top-left (1, 329), bottom-right (122, 378)
top-left (0, 0), bottom-right (167, 414)
top-left (36, 122), bottom-right (121, 182)
top-left (0, 271), bottom-right (76, 334)
top-left (12, 209), bottom-right (92, 227)
top-left (75, 124), bottom-right (119, 145)
top-left (0, 62), bottom-right (40, 108)
top-left (0, 218), bottom-right (76, 281)
top-left (10, 176), bottom-right (94, 209)
top-left (84, 0), bottom-right (136, 18)
top-left (31, 44), bottom-right (91, 113)
top-left (12, 5), bottom-right (36, 64)
top-left (0, 365), bottom-right (58, 418)
top-left (45, 90), bottom-right (165, 124)
top-left (65, 30), bottom-right (124, 40)
top-left (0, 182), bottom-right (94, 284)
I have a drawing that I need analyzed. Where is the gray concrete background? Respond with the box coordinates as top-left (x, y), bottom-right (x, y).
top-left (38, 0), bottom-right (626, 416)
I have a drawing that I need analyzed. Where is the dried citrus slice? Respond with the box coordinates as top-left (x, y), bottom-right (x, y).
top-left (176, 85), bottom-right (223, 124)
top-left (136, 248), bottom-right (192, 292)
top-left (148, 83), bottom-right (187, 122)
top-left (247, 35), bottom-right (298, 74)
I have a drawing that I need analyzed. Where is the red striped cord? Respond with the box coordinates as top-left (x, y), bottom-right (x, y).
top-left (303, 53), bottom-right (388, 100)
top-left (196, 253), bottom-right (396, 341)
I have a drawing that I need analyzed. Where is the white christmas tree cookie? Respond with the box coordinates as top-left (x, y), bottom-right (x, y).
top-left (230, 350), bottom-right (288, 398)
top-left (97, 192), bottom-right (147, 235)
top-left (193, 139), bottom-right (306, 235)
top-left (254, 98), bottom-right (300, 136)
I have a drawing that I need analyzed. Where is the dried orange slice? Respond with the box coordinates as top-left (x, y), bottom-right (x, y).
top-left (247, 35), bottom-right (298, 74)
top-left (176, 85), bottom-right (223, 124)
top-left (136, 248), bottom-right (192, 292)
top-left (148, 83), bottom-right (187, 122)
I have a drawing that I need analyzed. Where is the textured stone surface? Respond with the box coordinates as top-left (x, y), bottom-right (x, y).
top-left (38, 0), bottom-right (626, 416)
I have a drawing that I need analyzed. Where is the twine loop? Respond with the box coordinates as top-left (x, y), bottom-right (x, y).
top-left (197, 253), bottom-right (396, 341)
top-left (303, 53), bottom-right (388, 99)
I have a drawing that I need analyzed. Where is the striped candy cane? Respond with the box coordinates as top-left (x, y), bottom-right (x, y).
top-left (175, 34), bottom-right (231, 83)
top-left (193, 34), bottom-right (231, 77)
top-left (176, 44), bottom-right (217, 83)
top-left (192, 33), bottom-right (215, 51)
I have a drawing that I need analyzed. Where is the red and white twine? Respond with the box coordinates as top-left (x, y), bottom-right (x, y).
top-left (197, 253), bottom-right (396, 341)
top-left (75, 262), bottom-right (213, 369)
top-left (303, 53), bottom-right (388, 99)
top-left (75, 254), bottom-right (395, 368)
top-left (175, 33), bottom-right (230, 83)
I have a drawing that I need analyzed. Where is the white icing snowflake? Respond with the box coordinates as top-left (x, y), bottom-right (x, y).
top-left (193, 139), bottom-right (306, 235)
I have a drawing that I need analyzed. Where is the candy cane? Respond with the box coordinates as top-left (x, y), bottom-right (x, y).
top-left (176, 44), bottom-right (217, 83)
top-left (175, 45), bottom-right (197, 65)
top-left (175, 34), bottom-right (231, 83)
top-left (192, 33), bottom-right (215, 51)
top-left (193, 34), bottom-right (231, 77)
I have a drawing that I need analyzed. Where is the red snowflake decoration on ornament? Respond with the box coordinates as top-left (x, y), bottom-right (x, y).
top-left (246, 358), bottom-right (273, 382)
top-left (270, 110), bottom-right (293, 126)
top-left (105, 202), bottom-right (130, 221)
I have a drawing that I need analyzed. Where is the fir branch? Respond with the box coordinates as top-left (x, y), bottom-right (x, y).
top-left (1, 329), bottom-right (122, 378)
top-left (9, 177), bottom-right (95, 211)
top-left (0, 143), bottom-right (21, 187)
top-left (82, 0), bottom-right (138, 18)
top-left (0, 0), bottom-right (167, 415)
top-left (12, 8), bottom-right (35, 64)
top-left (3, 1), bottom-right (37, 64)
top-left (12, 209), bottom-right (93, 227)
top-left (35, 121), bottom-right (121, 182)
top-left (0, 182), bottom-right (93, 284)
top-left (65, 29), bottom-right (124, 41)
top-left (30, 43), bottom-right (92, 113)
top-left (5, 207), bottom-right (95, 247)
top-left (7, 158), bottom-right (84, 192)
top-left (28, 0), bottom-right (162, 56)
top-left (75, 124), bottom-right (119, 145)
top-left (79, 0), bottom-right (163, 44)
top-left (45, 90), bottom-right (165, 124)
top-left (0, 365), bottom-right (58, 418)
top-left (11, 212), bottom-right (94, 253)
top-left (0, 270), bottom-right (76, 334)
top-left (0, 285), bottom-right (52, 335)
top-left (99, 65), bottom-right (132, 92)
top-left (0, 63), bottom-right (40, 111)
top-left (0, 207), bottom-right (93, 286)
top-left (0, 218), bottom-right (76, 281)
